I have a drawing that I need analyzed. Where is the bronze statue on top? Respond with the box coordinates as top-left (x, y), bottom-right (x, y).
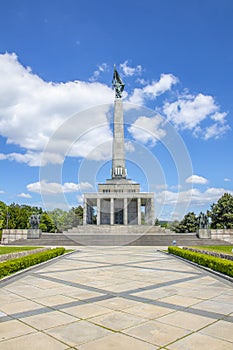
top-left (112, 65), bottom-right (125, 99)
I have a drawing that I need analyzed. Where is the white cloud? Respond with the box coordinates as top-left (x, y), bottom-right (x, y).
top-left (203, 123), bottom-right (230, 140)
top-left (89, 63), bottom-right (109, 82)
top-left (156, 187), bottom-right (233, 206)
top-left (0, 151), bottom-right (64, 167)
top-left (128, 114), bottom-right (166, 145)
top-left (0, 53), bottom-right (113, 165)
top-left (155, 184), bottom-right (168, 190)
top-left (124, 141), bottom-right (135, 153)
top-left (163, 93), bottom-right (229, 138)
top-left (120, 60), bottom-right (142, 77)
top-left (27, 180), bottom-right (92, 194)
top-left (17, 193), bottom-right (32, 198)
top-left (0, 190), bottom-right (5, 194)
top-left (186, 175), bottom-right (208, 184)
top-left (76, 194), bottom-right (84, 205)
top-left (128, 73), bottom-right (178, 105)
top-left (68, 124), bottom-right (113, 161)
top-left (224, 178), bottom-right (230, 182)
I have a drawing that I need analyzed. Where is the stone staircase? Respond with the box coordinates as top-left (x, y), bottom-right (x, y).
top-left (65, 225), bottom-right (172, 235)
top-left (5, 232), bottom-right (231, 246)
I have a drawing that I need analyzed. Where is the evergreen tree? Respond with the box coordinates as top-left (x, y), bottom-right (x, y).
top-left (208, 193), bottom-right (233, 229)
top-left (174, 212), bottom-right (198, 233)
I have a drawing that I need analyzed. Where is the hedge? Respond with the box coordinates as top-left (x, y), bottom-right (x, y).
top-left (168, 246), bottom-right (233, 278)
top-left (0, 247), bottom-right (65, 279)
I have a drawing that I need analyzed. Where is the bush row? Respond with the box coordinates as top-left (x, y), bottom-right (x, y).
top-left (168, 246), bottom-right (233, 278)
top-left (0, 247), bottom-right (65, 279)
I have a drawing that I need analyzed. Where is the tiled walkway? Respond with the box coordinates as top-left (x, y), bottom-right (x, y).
top-left (0, 247), bottom-right (233, 349)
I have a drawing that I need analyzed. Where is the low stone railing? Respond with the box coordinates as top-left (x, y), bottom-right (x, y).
top-left (211, 229), bottom-right (233, 244)
top-left (0, 247), bottom-right (50, 262)
top-left (182, 246), bottom-right (233, 261)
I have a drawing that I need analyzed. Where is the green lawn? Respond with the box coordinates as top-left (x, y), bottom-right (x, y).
top-left (0, 246), bottom-right (41, 255)
top-left (192, 246), bottom-right (233, 255)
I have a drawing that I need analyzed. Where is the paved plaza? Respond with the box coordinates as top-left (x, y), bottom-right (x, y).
top-left (0, 247), bottom-right (233, 349)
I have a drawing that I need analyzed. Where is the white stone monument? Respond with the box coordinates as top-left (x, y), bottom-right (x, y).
top-left (83, 66), bottom-right (154, 226)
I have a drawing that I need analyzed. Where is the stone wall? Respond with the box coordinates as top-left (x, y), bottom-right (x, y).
top-left (1, 229), bottom-right (28, 244)
top-left (1, 229), bottom-right (42, 244)
top-left (211, 229), bottom-right (233, 244)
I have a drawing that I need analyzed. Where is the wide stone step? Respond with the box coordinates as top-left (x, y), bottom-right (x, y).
top-left (5, 234), bottom-right (230, 246)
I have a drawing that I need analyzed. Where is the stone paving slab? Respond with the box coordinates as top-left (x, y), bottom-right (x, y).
top-left (0, 246), bottom-right (232, 349)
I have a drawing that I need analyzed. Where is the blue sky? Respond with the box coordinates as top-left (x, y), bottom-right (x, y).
top-left (0, 0), bottom-right (232, 220)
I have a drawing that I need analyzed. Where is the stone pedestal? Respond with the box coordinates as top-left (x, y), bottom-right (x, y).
top-left (27, 229), bottom-right (42, 239)
top-left (198, 229), bottom-right (211, 239)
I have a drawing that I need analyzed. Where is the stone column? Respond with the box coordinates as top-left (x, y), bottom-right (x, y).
top-left (110, 197), bottom-right (114, 225)
top-left (145, 199), bottom-right (149, 225)
top-left (112, 99), bottom-right (126, 179)
top-left (97, 197), bottom-right (100, 225)
top-left (150, 196), bottom-right (155, 225)
top-left (137, 197), bottom-right (141, 225)
top-left (124, 198), bottom-right (128, 225)
top-left (145, 198), bottom-right (153, 225)
top-left (83, 198), bottom-right (87, 225)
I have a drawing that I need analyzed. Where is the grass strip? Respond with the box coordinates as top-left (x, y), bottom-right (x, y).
top-left (191, 245), bottom-right (233, 255)
top-left (0, 247), bottom-right (65, 279)
top-left (0, 246), bottom-right (41, 255)
top-left (168, 246), bottom-right (233, 278)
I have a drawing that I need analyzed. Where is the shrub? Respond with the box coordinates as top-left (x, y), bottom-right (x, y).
top-left (0, 247), bottom-right (65, 279)
top-left (168, 246), bottom-right (233, 278)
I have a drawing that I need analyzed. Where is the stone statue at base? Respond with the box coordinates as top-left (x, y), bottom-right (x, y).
top-left (29, 214), bottom-right (40, 229)
top-left (28, 214), bottom-right (41, 238)
top-left (197, 212), bottom-right (211, 238)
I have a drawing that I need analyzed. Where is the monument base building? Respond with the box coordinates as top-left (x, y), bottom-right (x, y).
top-left (83, 67), bottom-right (154, 226)
top-left (84, 180), bottom-right (154, 226)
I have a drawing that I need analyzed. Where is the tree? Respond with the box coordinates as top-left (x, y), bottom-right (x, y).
top-left (154, 218), bottom-right (160, 226)
top-left (208, 193), bottom-right (233, 229)
top-left (39, 212), bottom-right (56, 232)
top-left (74, 206), bottom-right (83, 225)
top-left (174, 212), bottom-right (198, 233)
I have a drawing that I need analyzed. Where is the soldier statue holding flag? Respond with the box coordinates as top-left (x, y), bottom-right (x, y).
top-left (112, 65), bottom-right (125, 99)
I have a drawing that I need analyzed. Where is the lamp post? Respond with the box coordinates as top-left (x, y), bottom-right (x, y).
top-left (6, 210), bottom-right (10, 229)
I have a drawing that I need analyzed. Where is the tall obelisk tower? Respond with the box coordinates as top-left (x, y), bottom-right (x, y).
top-left (112, 66), bottom-right (127, 179)
top-left (83, 65), bottom-right (155, 226)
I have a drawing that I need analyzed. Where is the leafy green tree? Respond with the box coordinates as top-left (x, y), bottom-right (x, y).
top-left (39, 212), bottom-right (56, 232)
top-left (74, 206), bottom-right (83, 224)
top-left (49, 208), bottom-right (67, 232)
top-left (154, 218), bottom-right (159, 226)
top-left (174, 212), bottom-right (198, 233)
top-left (168, 220), bottom-right (180, 232)
top-left (208, 193), bottom-right (233, 229)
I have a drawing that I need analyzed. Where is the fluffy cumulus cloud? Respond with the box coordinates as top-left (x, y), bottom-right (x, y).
top-left (163, 93), bottom-right (229, 138)
top-left (17, 193), bottom-right (32, 198)
top-left (186, 175), bottom-right (208, 184)
top-left (120, 60), bottom-right (142, 77)
top-left (0, 151), bottom-right (64, 167)
top-left (0, 53), bottom-right (229, 170)
top-left (89, 63), bottom-right (109, 82)
top-left (156, 187), bottom-right (233, 206)
top-left (0, 53), bottom-right (114, 165)
top-left (128, 73), bottom-right (178, 105)
top-left (128, 114), bottom-right (166, 145)
top-left (27, 180), bottom-right (92, 195)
